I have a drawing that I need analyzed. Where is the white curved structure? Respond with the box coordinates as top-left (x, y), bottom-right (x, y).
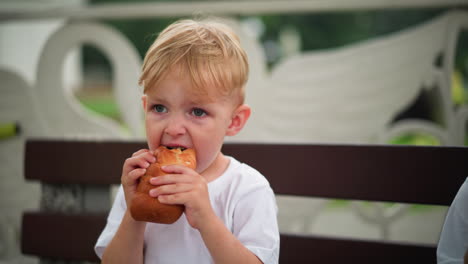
top-left (35, 21), bottom-right (143, 139)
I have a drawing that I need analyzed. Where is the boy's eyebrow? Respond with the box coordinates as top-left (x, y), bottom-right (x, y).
top-left (145, 94), bottom-right (169, 106)
top-left (145, 93), bottom-right (215, 107)
top-left (145, 92), bottom-right (165, 101)
top-left (187, 96), bottom-right (212, 105)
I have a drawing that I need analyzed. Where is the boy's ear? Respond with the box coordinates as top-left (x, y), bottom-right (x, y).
top-left (226, 104), bottom-right (251, 136)
top-left (141, 95), bottom-right (147, 110)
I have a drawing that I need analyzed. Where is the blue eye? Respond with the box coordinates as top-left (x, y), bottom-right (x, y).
top-left (153, 104), bottom-right (167, 113)
top-left (192, 108), bottom-right (207, 117)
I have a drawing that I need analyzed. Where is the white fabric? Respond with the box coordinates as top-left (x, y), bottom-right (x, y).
top-left (95, 156), bottom-right (279, 264)
top-left (437, 177), bottom-right (468, 264)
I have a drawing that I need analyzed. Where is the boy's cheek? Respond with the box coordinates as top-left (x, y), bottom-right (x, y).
top-left (144, 134), bottom-right (162, 151)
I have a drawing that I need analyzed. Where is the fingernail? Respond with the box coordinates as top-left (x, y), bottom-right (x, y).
top-left (150, 189), bottom-right (157, 197)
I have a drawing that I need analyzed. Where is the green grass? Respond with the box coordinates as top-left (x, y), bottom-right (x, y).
top-left (389, 133), bottom-right (441, 146)
top-left (78, 96), bottom-right (122, 122)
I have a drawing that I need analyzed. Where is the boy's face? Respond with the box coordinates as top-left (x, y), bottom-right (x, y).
top-left (142, 67), bottom-right (247, 174)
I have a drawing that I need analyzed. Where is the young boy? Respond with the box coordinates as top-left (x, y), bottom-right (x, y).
top-left (94, 19), bottom-right (279, 263)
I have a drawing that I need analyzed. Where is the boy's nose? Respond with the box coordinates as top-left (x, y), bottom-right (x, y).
top-left (164, 115), bottom-right (187, 136)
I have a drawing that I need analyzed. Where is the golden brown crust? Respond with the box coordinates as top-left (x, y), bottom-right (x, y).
top-left (130, 146), bottom-right (196, 224)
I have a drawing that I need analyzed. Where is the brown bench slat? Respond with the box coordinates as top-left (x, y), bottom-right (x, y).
top-left (21, 212), bottom-right (106, 262)
top-left (280, 234), bottom-right (436, 263)
top-left (22, 213), bottom-right (437, 263)
top-left (26, 140), bottom-right (468, 206)
top-left (223, 143), bottom-right (468, 206)
top-left (25, 139), bottom-right (146, 185)
top-left (23, 140), bottom-right (468, 263)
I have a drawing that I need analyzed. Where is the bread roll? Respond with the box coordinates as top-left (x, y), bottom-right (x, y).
top-left (130, 146), bottom-right (196, 224)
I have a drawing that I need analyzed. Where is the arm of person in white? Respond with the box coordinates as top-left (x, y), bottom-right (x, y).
top-left (437, 178), bottom-right (468, 264)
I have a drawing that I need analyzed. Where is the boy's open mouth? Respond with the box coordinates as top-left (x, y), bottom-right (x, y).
top-left (165, 146), bottom-right (187, 151)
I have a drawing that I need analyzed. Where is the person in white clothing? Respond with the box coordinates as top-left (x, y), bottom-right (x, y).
top-left (94, 18), bottom-right (279, 264)
top-left (437, 177), bottom-right (468, 264)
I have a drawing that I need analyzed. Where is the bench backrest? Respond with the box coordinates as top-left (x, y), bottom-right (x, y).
top-left (22, 139), bottom-right (468, 263)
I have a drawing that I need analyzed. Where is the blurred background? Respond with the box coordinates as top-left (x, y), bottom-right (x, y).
top-left (1, 0), bottom-right (468, 263)
top-left (80, 1), bottom-right (468, 147)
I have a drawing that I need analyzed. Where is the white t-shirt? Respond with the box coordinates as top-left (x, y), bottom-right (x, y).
top-left (95, 156), bottom-right (280, 264)
top-left (437, 177), bottom-right (468, 264)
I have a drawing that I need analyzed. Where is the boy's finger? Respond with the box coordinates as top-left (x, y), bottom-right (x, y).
top-left (149, 183), bottom-right (191, 197)
top-left (150, 173), bottom-right (195, 185)
top-left (122, 168), bottom-right (146, 186)
top-left (125, 156), bottom-right (152, 169)
top-left (157, 192), bottom-right (189, 205)
top-left (139, 151), bottom-right (156, 163)
top-left (161, 164), bottom-right (195, 175)
top-left (129, 168), bottom-right (146, 181)
top-left (132, 149), bottom-right (149, 157)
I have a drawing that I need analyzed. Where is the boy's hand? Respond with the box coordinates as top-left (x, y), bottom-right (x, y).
top-left (148, 165), bottom-right (213, 230)
top-left (121, 149), bottom-right (156, 207)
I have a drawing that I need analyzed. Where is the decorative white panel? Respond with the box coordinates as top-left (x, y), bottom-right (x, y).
top-left (35, 21), bottom-right (144, 139)
top-left (234, 11), bottom-right (468, 145)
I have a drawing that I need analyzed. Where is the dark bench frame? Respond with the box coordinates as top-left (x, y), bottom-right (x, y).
top-left (21, 139), bottom-right (468, 263)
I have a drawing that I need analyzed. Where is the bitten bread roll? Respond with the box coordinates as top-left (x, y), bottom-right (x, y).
top-left (130, 146), bottom-right (196, 224)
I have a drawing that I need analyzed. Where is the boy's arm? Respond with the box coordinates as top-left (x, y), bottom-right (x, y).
top-left (153, 164), bottom-right (266, 264)
top-left (101, 149), bottom-right (155, 263)
top-left (101, 210), bottom-right (147, 264)
top-left (198, 213), bottom-right (263, 264)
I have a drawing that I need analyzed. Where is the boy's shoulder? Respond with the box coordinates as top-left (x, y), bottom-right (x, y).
top-left (219, 156), bottom-right (272, 191)
top-left (208, 156), bottom-right (275, 209)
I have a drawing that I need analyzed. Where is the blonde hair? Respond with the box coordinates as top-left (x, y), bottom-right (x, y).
top-left (139, 19), bottom-right (249, 103)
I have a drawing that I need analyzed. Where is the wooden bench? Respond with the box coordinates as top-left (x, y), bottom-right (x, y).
top-left (21, 139), bottom-right (468, 263)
